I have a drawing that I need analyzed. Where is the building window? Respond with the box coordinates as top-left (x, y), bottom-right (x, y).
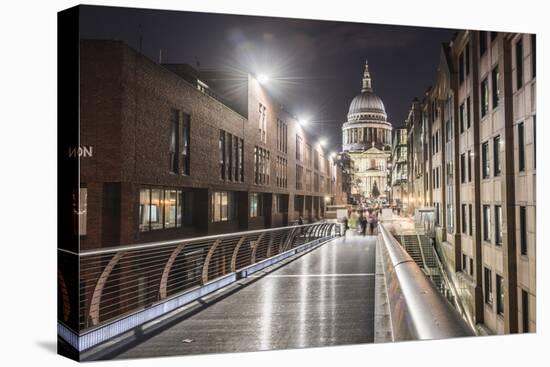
top-left (495, 205), bottom-right (502, 246)
top-left (520, 206), bottom-right (527, 255)
top-left (313, 149), bottom-right (319, 170)
top-left (169, 110), bottom-right (180, 174)
top-left (258, 103), bottom-right (267, 143)
top-left (459, 102), bottom-right (465, 133)
top-left (305, 143), bottom-right (312, 167)
top-left (296, 135), bottom-right (303, 162)
top-left (460, 153), bottom-right (466, 183)
top-left (490, 32), bottom-right (497, 42)
top-left (466, 97), bottom-right (471, 129)
top-left (468, 150), bottom-right (472, 182)
top-left (459, 49), bottom-right (465, 84)
top-left (531, 34), bottom-right (536, 79)
top-left (484, 267), bottom-right (493, 305)
top-left (518, 122), bottom-right (525, 171)
top-left (219, 130), bottom-right (226, 179)
top-left (305, 169), bottom-right (312, 191)
top-left (446, 203), bottom-right (454, 234)
top-left (494, 136), bottom-right (501, 176)
top-left (465, 42), bottom-right (470, 76)
top-left (182, 114), bottom-right (190, 175)
top-left (238, 138), bottom-right (244, 182)
top-left (212, 191), bottom-right (234, 222)
top-left (227, 132), bottom-right (233, 181)
top-left (479, 31), bottom-right (487, 56)
top-left (170, 110), bottom-right (191, 176)
top-left (461, 203), bottom-right (467, 234)
top-left (277, 119), bottom-right (288, 153)
top-left (249, 193), bottom-right (263, 218)
top-left (314, 172), bottom-right (319, 192)
top-left (276, 156), bottom-right (288, 188)
top-left (522, 289), bottom-right (529, 332)
top-left (516, 38), bottom-right (524, 90)
top-left (481, 78), bottom-right (489, 117)
top-left (296, 165), bottom-right (303, 190)
top-left (462, 254), bottom-right (468, 272)
top-left (496, 274), bottom-right (504, 315)
top-left (254, 146), bottom-right (270, 185)
top-left (469, 258), bottom-right (474, 277)
top-left (150, 188), bottom-right (164, 230)
top-left (482, 142), bottom-right (490, 178)
top-left (139, 187), bottom-right (184, 231)
top-left (492, 66), bottom-right (500, 109)
top-left (78, 187), bottom-right (87, 236)
top-left (483, 205), bottom-right (491, 242)
top-left (469, 204), bottom-right (473, 236)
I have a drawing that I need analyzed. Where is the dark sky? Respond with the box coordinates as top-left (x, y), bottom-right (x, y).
top-left (80, 5), bottom-right (457, 152)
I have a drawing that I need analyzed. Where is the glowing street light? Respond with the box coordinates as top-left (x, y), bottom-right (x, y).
top-left (319, 138), bottom-right (327, 147)
top-left (330, 152), bottom-right (337, 159)
top-left (257, 73), bottom-right (270, 84)
top-left (297, 118), bottom-right (308, 127)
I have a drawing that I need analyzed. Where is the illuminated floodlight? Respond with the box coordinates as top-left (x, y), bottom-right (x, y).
top-left (330, 152), bottom-right (337, 159)
top-left (257, 74), bottom-right (270, 84)
top-left (319, 138), bottom-right (327, 147)
top-left (298, 118), bottom-right (309, 127)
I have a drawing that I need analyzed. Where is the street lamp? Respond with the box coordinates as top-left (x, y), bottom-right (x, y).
top-left (257, 74), bottom-right (270, 84)
top-left (319, 138), bottom-right (327, 147)
top-left (298, 118), bottom-right (308, 127)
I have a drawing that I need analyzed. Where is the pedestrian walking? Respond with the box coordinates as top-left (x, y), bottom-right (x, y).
top-left (368, 211), bottom-right (375, 235)
top-left (360, 212), bottom-right (367, 236)
top-left (343, 216), bottom-right (349, 236)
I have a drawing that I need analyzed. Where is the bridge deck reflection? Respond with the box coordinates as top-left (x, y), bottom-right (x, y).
top-left (111, 232), bottom-right (377, 359)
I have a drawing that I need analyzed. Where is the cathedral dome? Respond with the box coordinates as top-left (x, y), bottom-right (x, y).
top-left (342, 60), bottom-right (392, 153)
top-left (348, 91), bottom-right (386, 116)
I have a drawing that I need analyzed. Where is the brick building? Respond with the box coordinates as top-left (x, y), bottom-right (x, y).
top-left (405, 31), bottom-right (536, 334)
top-left (78, 40), bottom-right (343, 251)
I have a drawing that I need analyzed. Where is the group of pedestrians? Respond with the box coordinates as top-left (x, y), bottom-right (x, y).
top-left (342, 208), bottom-right (379, 237)
top-left (359, 209), bottom-right (379, 235)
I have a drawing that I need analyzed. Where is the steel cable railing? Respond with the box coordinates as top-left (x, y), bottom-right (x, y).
top-left (66, 222), bottom-right (334, 332)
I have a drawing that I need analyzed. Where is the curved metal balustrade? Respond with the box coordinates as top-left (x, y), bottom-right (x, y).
top-left (378, 223), bottom-right (474, 340)
top-left (59, 222), bottom-right (335, 340)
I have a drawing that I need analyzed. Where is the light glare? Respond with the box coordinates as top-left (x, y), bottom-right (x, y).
top-left (257, 74), bottom-right (270, 84)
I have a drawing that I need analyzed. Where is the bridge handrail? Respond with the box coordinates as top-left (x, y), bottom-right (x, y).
top-left (58, 222), bottom-right (335, 335)
top-left (378, 222), bottom-right (475, 341)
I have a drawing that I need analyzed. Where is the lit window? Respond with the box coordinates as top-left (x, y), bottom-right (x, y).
top-left (496, 274), bottom-right (505, 315)
top-left (212, 191), bottom-right (234, 223)
top-left (140, 187), bottom-right (184, 231)
top-left (79, 187), bottom-right (87, 236)
top-left (484, 267), bottom-right (493, 305)
top-left (483, 205), bottom-right (491, 241)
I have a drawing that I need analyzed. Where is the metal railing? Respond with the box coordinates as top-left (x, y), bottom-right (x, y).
top-left (61, 222), bottom-right (334, 335)
top-left (378, 223), bottom-right (474, 341)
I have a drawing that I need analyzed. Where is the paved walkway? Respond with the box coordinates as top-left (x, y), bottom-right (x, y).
top-left (113, 232), bottom-right (377, 359)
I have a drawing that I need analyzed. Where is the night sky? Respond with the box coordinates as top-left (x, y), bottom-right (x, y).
top-left (80, 5), bottom-right (457, 152)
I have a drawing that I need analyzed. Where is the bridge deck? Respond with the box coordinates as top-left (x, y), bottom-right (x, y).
top-left (113, 232), bottom-right (377, 359)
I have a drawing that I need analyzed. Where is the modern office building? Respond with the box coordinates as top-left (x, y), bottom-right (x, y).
top-left (78, 40), bottom-right (344, 252)
top-left (342, 61), bottom-right (392, 203)
top-left (403, 31), bottom-right (536, 334)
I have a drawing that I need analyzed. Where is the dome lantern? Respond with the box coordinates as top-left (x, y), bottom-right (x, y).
top-left (361, 59), bottom-right (373, 93)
